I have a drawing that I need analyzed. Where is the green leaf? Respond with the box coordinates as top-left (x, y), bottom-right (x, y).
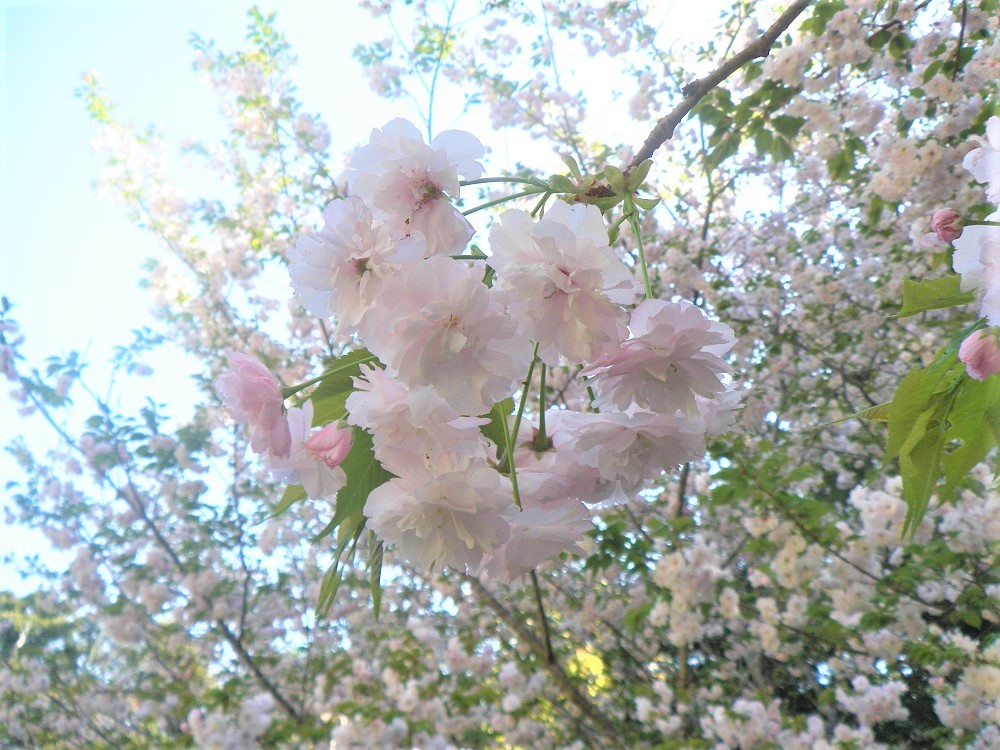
top-left (754, 129), bottom-right (773, 155)
top-left (770, 136), bottom-right (794, 163)
top-left (306, 349), bottom-right (379, 425)
top-left (812, 400), bottom-right (891, 430)
top-left (940, 377), bottom-right (1000, 498)
top-left (899, 405), bottom-right (948, 536)
top-left (548, 174), bottom-right (576, 193)
top-left (315, 523), bottom-right (365, 616)
top-left (896, 275), bottom-right (976, 318)
top-left (887, 356), bottom-right (958, 462)
top-left (271, 483), bottom-right (306, 518)
top-left (633, 196), bottom-right (660, 211)
top-left (480, 397), bottom-right (514, 459)
top-left (845, 401), bottom-right (892, 424)
top-left (561, 154), bottom-right (582, 180)
top-left (771, 115), bottom-right (804, 139)
top-left (314, 427), bottom-right (393, 544)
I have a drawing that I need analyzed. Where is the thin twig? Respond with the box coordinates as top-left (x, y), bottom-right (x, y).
top-left (626, 0), bottom-right (812, 171)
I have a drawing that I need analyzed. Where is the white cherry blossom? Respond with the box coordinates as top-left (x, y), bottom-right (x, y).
top-left (364, 461), bottom-right (515, 572)
top-left (348, 118), bottom-right (484, 255)
top-left (583, 298), bottom-right (735, 416)
top-left (287, 196), bottom-right (423, 333)
top-left (489, 202), bottom-right (640, 366)
top-left (362, 255), bottom-right (533, 415)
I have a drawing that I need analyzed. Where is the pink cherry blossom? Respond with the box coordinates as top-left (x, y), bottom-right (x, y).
top-left (345, 364), bottom-right (491, 474)
top-left (484, 497), bottom-right (592, 583)
top-left (287, 196), bottom-right (424, 333)
top-left (554, 408), bottom-right (707, 501)
top-left (512, 409), bottom-right (603, 506)
top-left (215, 349), bottom-right (291, 458)
top-left (265, 401), bottom-right (348, 499)
top-left (361, 255), bottom-right (533, 415)
top-left (959, 329), bottom-right (1000, 381)
top-left (348, 118), bottom-right (484, 255)
top-left (930, 208), bottom-right (962, 244)
top-left (304, 421), bottom-right (353, 469)
top-left (488, 202), bottom-right (640, 366)
top-left (583, 299), bottom-right (735, 416)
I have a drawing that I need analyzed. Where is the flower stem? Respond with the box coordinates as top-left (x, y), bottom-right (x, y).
top-left (530, 191), bottom-right (552, 218)
top-left (280, 353), bottom-right (378, 399)
top-left (503, 343), bottom-right (540, 509)
top-left (461, 176), bottom-right (549, 189)
top-left (535, 362), bottom-right (548, 450)
top-left (627, 208), bottom-right (653, 299)
top-left (511, 343), bottom-right (540, 449)
top-left (463, 188), bottom-right (545, 216)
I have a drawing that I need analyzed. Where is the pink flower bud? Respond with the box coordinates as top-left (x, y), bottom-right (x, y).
top-left (305, 422), bottom-right (353, 468)
top-left (931, 208), bottom-right (962, 244)
top-left (959, 329), bottom-right (1000, 381)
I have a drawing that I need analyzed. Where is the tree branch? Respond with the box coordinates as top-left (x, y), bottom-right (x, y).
top-left (464, 575), bottom-right (626, 749)
top-left (626, 0), bottom-right (812, 171)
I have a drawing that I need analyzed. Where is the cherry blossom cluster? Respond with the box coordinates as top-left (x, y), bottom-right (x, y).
top-left (217, 118), bottom-right (739, 581)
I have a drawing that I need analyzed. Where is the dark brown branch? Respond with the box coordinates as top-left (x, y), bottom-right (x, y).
top-left (951, 0), bottom-right (968, 82)
top-left (217, 621), bottom-right (303, 722)
top-left (530, 570), bottom-right (556, 663)
top-left (626, 0), bottom-right (812, 171)
top-left (464, 575), bottom-right (626, 750)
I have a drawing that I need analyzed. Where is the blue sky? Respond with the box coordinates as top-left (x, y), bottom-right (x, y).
top-left (0, 0), bottom-right (409, 589)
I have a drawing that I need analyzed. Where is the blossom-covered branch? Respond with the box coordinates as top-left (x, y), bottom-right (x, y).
top-left (627, 0), bottom-right (812, 171)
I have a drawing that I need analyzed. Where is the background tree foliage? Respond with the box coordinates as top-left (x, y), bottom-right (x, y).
top-left (2, 1), bottom-right (999, 748)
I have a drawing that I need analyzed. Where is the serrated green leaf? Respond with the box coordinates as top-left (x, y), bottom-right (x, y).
top-left (271, 483), bottom-right (306, 518)
top-left (771, 136), bottom-right (794, 163)
top-left (887, 357), bottom-right (957, 462)
top-left (848, 401), bottom-right (892, 424)
top-left (896, 275), bottom-right (975, 318)
top-left (315, 564), bottom-right (342, 616)
top-left (314, 427), bottom-right (393, 544)
top-left (316, 517), bottom-right (367, 617)
top-left (772, 115), bottom-right (804, 139)
top-left (899, 386), bottom-right (959, 536)
top-left (940, 377), bottom-right (1000, 498)
top-left (813, 400), bottom-right (891, 430)
top-left (754, 129), bottom-right (773, 155)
